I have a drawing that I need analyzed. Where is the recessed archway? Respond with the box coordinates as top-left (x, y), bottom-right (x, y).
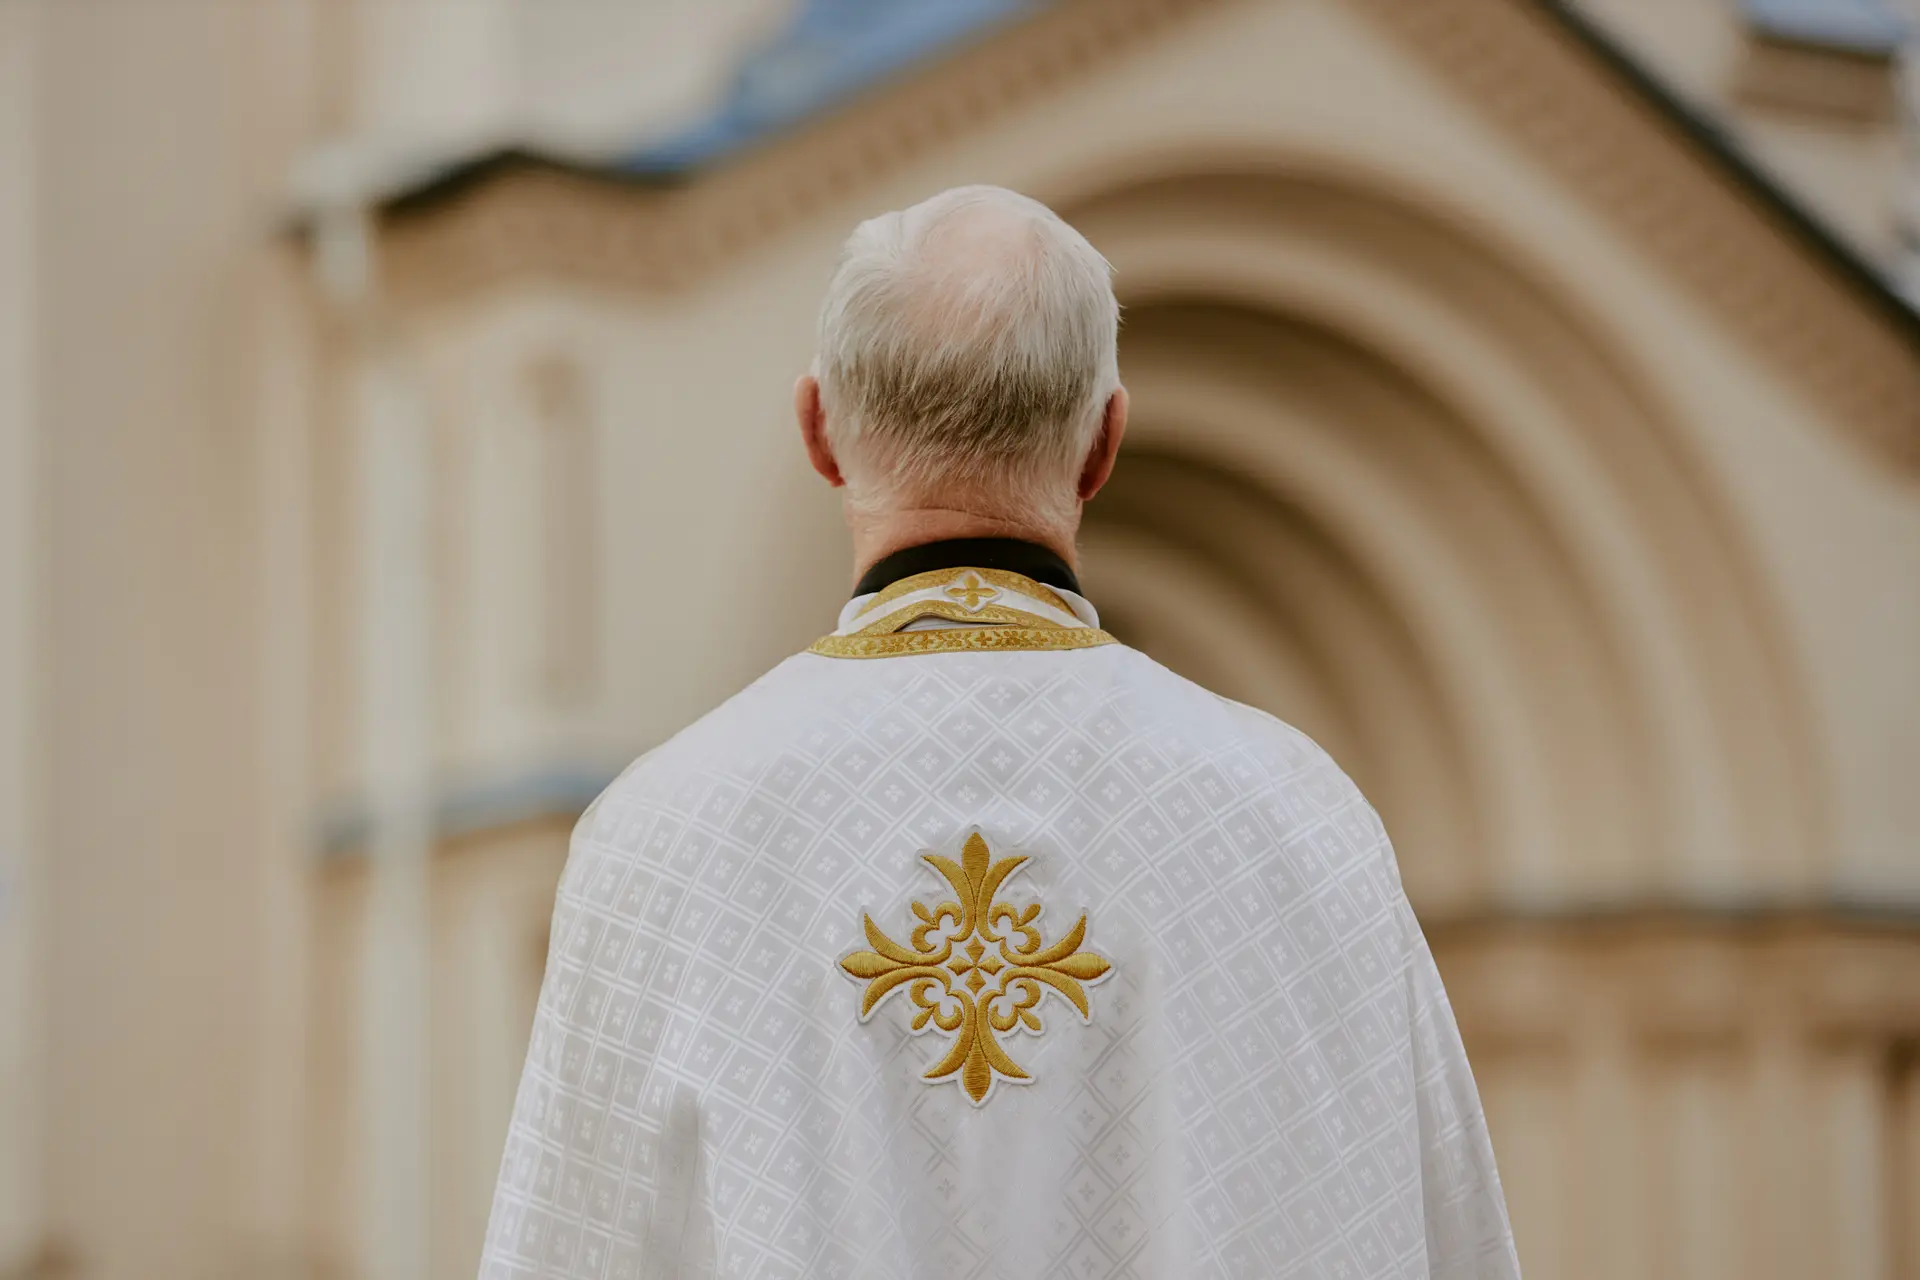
top-left (1070, 170), bottom-right (1819, 915)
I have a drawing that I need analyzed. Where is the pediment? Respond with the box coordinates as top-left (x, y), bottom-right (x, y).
top-left (361, 0), bottom-right (1920, 469)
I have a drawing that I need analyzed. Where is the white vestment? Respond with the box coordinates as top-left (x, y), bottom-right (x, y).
top-left (480, 565), bottom-right (1520, 1279)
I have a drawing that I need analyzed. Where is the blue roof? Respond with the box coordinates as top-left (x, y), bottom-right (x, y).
top-left (1741, 0), bottom-right (1910, 53)
top-left (623, 0), bottom-right (1046, 175)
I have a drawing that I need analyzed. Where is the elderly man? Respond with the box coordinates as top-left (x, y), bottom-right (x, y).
top-left (480, 186), bottom-right (1519, 1279)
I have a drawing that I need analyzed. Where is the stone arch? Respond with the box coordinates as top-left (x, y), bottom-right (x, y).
top-left (1066, 170), bottom-right (1819, 914)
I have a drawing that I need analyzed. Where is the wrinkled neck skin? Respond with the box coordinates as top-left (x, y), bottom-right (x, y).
top-left (846, 501), bottom-right (1080, 589)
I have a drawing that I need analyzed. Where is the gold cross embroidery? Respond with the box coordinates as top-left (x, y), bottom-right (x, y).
top-left (942, 573), bottom-right (999, 611)
top-left (840, 832), bottom-right (1111, 1105)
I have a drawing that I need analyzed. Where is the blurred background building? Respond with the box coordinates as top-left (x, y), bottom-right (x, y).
top-left (3, 0), bottom-right (1920, 1277)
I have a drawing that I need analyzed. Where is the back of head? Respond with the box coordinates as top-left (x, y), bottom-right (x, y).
top-left (815, 186), bottom-right (1120, 526)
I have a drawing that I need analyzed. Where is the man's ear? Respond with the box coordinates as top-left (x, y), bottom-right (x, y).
top-left (1076, 387), bottom-right (1129, 502)
top-left (795, 374), bottom-right (844, 487)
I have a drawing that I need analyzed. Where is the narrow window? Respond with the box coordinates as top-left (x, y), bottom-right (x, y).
top-left (529, 355), bottom-right (598, 708)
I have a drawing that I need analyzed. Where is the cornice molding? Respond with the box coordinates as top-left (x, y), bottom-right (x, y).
top-left (1430, 907), bottom-right (1920, 1049)
top-left (370, 0), bottom-right (1920, 468)
top-left (378, 0), bottom-right (1229, 301)
top-left (315, 764), bottom-right (616, 860)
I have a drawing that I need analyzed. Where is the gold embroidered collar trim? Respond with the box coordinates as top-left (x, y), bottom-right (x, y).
top-left (812, 564), bottom-right (1112, 658)
top-left (840, 831), bottom-right (1111, 1105)
top-left (809, 627), bottom-right (1119, 659)
top-left (853, 598), bottom-right (1061, 637)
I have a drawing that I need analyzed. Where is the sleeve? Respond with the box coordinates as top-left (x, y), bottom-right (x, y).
top-left (1399, 891), bottom-right (1523, 1280)
top-left (477, 791), bottom-right (704, 1280)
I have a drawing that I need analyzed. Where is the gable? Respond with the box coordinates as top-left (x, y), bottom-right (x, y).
top-left (364, 0), bottom-right (1920, 470)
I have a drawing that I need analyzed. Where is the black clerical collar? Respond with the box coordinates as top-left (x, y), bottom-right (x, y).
top-left (854, 538), bottom-right (1081, 600)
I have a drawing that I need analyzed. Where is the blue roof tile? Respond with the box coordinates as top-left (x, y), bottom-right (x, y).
top-left (624, 0), bottom-right (1046, 175)
top-left (1741, 0), bottom-right (1910, 54)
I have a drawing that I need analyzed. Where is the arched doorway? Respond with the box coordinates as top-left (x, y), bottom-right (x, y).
top-left (1070, 170), bottom-right (1818, 917)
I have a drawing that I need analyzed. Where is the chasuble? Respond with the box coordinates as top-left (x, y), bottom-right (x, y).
top-left (480, 542), bottom-right (1520, 1279)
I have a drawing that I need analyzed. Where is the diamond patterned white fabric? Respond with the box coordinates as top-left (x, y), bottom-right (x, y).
top-left (480, 643), bottom-right (1520, 1278)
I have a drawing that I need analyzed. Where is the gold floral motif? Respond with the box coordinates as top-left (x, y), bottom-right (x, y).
top-left (840, 832), bottom-right (1111, 1105)
top-left (808, 627), bottom-right (1118, 659)
top-left (943, 572), bottom-right (999, 610)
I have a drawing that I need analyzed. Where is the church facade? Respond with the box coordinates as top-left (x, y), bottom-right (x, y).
top-left (6, 1), bottom-right (1920, 1278)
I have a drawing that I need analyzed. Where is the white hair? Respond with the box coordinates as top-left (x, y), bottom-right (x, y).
top-left (814, 185), bottom-right (1120, 525)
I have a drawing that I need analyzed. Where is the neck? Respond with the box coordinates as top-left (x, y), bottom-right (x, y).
top-left (848, 506), bottom-right (1078, 587)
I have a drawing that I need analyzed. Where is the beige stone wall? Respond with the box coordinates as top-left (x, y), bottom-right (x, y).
top-left (11, 2), bottom-right (324, 1275)
top-left (0, 1), bottom-right (44, 1271)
